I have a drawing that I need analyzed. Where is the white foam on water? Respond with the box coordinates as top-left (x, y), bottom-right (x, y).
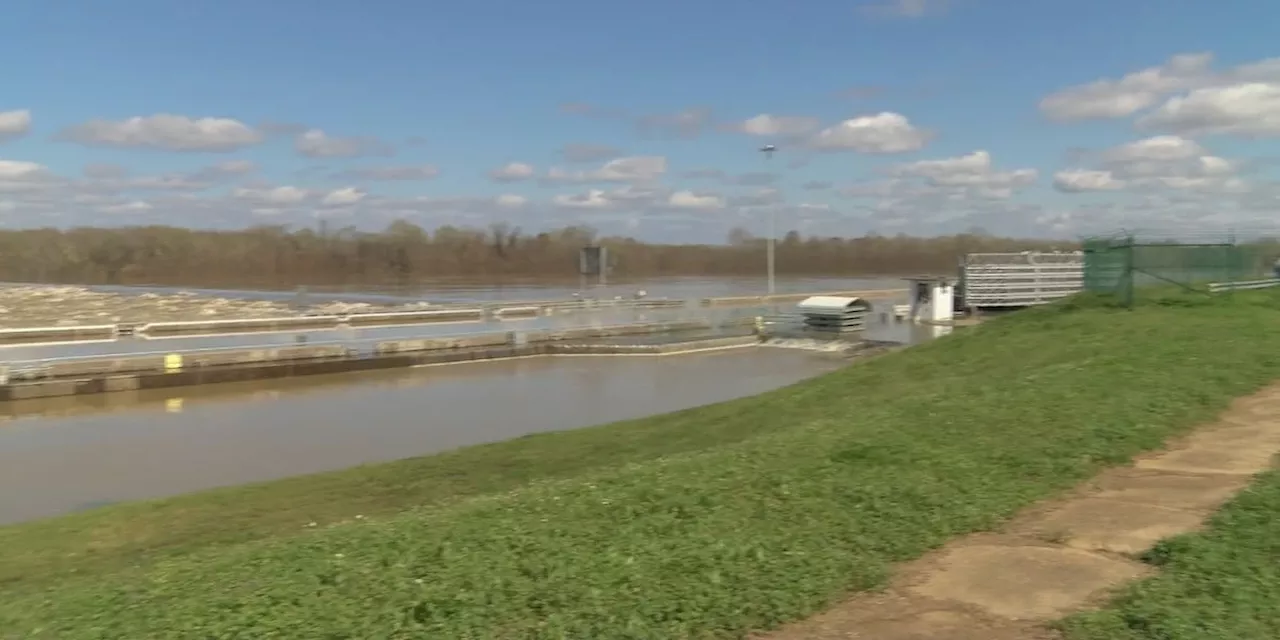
top-left (759, 337), bottom-right (858, 353)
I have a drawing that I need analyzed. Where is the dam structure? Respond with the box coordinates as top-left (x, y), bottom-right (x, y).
top-left (0, 288), bottom-right (909, 401)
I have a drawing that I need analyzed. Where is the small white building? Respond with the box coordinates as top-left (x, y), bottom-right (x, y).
top-left (905, 276), bottom-right (956, 324)
top-left (796, 295), bottom-right (873, 332)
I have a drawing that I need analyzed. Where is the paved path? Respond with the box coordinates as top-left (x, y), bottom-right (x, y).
top-left (759, 384), bottom-right (1280, 639)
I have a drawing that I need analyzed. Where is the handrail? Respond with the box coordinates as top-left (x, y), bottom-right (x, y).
top-left (0, 318), bottom-right (741, 370)
top-left (1206, 278), bottom-right (1280, 293)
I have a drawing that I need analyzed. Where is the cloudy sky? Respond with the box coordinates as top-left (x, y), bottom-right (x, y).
top-left (1, 0), bottom-right (1278, 241)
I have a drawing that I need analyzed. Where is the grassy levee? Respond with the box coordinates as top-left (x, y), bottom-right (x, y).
top-left (0, 386), bottom-right (836, 587)
top-left (1061, 468), bottom-right (1280, 640)
top-left (5, 291), bottom-right (1280, 637)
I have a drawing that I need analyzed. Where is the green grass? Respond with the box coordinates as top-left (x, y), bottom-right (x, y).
top-left (1061, 468), bottom-right (1280, 640)
top-left (5, 290), bottom-right (1280, 638)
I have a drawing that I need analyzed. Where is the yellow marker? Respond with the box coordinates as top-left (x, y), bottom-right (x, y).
top-left (165, 398), bottom-right (185, 413)
top-left (164, 353), bottom-right (183, 373)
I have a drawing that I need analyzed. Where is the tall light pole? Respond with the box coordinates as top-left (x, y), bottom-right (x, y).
top-left (760, 144), bottom-right (777, 296)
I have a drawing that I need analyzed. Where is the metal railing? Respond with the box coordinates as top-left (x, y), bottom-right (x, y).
top-left (1206, 278), bottom-right (1280, 293)
top-left (961, 252), bottom-right (1085, 308)
top-left (0, 316), bottom-right (759, 382)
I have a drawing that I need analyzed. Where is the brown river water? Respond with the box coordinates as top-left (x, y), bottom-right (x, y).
top-left (0, 346), bottom-right (844, 525)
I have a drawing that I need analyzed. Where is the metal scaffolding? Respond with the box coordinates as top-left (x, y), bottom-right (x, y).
top-left (960, 252), bottom-right (1084, 309)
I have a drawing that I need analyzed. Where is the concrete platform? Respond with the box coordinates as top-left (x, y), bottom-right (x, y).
top-left (0, 324), bottom-right (766, 401)
top-left (0, 289), bottom-right (908, 346)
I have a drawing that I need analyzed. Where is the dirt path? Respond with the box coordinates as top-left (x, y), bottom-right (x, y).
top-left (758, 383), bottom-right (1280, 640)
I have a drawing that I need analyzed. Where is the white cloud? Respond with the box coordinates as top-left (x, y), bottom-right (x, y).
top-left (99, 200), bottom-right (153, 213)
top-left (495, 194), bottom-right (527, 207)
top-left (489, 162), bottom-right (535, 182)
top-left (1137, 82), bottom-right (1280, 137)
top-left (232, 186), bottom-right (308, 205)
top-left (1039, 53), bottom-right (1214, 121)
top-left (860, 0), bottom-right (949, 18)
top-left (560, 143), bottom-right (622, 163)
top-left (0, 110), bottom-right (32, 141)
top-left (209, 159), bottom-right (256, 175)
top-left (552, 189), bottom-right (613, 209)
top-left (1040, 51), bottom-right (1280, 137)
top-left (730, 114), bottom-right (821, 137)
top-left (636, 108), bottom-right (712, 138)
top-left (860, 0), bottom-right (952, 17)
top-left (1052, 169), bottom-right (1126, 193)
top-left (83, 163), bottom-right (128, 179)
top-left (0, 160), bottom-right (48, 181)
top-left (892, 150), bottom-right (1038, 195)
top-left (1102, 135), bottom-right (1238, 184)
top-left (321, 187), bottom-right (366, 206)
top-left (1056, 135), bottom-right (1248, 195)
top-left (729, 188), bottom-right (785, 208)
top-left (338, 165), bottom-right (439, 181)
top-left (57, 114), bottom-right (264, 151)
top-left (295, 129), bottom-right (393, 158)
top-left (546, 156), bottom-right (667, 183)
top-left (668, 190), bottom-right (725, 210)
top-left (806, 112), bottom-right (930, 153)
top-left (105, 175), bottom-right (209, 192)
top-left (1103, 135), bottom-right (1204, 163)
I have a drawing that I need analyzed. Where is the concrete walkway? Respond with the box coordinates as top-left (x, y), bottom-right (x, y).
top-left (759, 383), bottom-right (1280, 640)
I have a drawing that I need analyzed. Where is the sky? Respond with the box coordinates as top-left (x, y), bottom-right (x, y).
top-left (0, 0), bottom-right (1278, 243)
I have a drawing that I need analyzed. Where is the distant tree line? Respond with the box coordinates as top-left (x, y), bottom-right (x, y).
top-left (0, 221), bottom-right (1075, 288)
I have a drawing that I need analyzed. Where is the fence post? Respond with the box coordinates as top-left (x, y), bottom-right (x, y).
top-left (1122, 236), bottom-right (1135, 309)
top-left (1225, 230), bottom-right (1236, 298)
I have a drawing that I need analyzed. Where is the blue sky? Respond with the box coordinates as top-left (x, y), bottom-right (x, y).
top-left (0, 0), bottom-right (1277, 242)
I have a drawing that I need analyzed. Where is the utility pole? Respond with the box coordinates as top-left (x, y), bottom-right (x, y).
top-left (760, 144), bottom-right (777, 296)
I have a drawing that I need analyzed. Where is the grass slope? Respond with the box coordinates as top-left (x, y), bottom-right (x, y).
top-left (5, 292), bottom-right (1280, 638)
top-left (1062, 467), bottom-right (1280, 640)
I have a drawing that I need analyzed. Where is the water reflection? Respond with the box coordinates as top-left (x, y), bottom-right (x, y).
top-left (0, 347), bottom-right (842, 525)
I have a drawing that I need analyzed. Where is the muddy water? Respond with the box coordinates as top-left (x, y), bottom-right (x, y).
top-left (0, 347), bottom-right (843, 525)
top-left (86, 276), bottom-right (905, 305)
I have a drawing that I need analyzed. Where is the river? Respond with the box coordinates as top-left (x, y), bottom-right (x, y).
top-left (0, 346), bottom-right (843, 525)
top-left (84, 275), bottom-right (906, 305)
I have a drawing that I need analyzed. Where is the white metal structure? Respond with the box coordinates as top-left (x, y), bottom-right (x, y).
top-left (906, 277), bottom-right (955, 323)
top-left (1206, 278), bottom-right (1280, 293)
top-left (961, 251), bottom-right (1084, 308)
top-left (796, 296), bottom-right (872, 331)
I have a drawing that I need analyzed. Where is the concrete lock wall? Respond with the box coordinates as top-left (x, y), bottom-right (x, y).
top-left (0, 322), bottom-right (766, 401)
top-left (343, 309), bottom-right (486, 326)
top-left (0, 324), bottom-right (119, 345)
top-left (138, 316), bottom-right (344, 337)
top-left (41, 345), bottom-right (351, 379)
top-left (0, 289), bottom-right (908, 345)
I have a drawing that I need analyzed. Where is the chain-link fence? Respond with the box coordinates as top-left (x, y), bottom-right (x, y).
top-left (1082, 230), bottom-right (1280, 307)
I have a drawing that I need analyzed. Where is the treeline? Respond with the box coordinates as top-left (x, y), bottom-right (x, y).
top-left (0, 221), bottom-right (1073, 287)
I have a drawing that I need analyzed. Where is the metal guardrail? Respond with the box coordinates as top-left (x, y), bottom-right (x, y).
top-left (1206, 278), bottom-right (1280, 293)
top-left (0, 317), bottom-right (758, 381)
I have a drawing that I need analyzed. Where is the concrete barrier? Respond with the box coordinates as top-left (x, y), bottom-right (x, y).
top-left (0, 329), bottom-right (772, 401)
top-left (0, 324), bottom-right (119, 345)
top-left (373, 333), bottom-right (511, 355)
top-left (547, 335), bottom-right (759, 355)
top-left (36, 344), bottom-right (351, 379)
top-left (343, 309), bottom-right (484, 326)
top-left (493, 306), bottom-right (541, 319)
top-left (44, 354), bottom-right (168, 378)
top-left (701, 288), bottom-right (906, 307)
top-left (0, 289), bottom-right (906, 345)
top-left (137, 315), bottom-right (343, 337)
